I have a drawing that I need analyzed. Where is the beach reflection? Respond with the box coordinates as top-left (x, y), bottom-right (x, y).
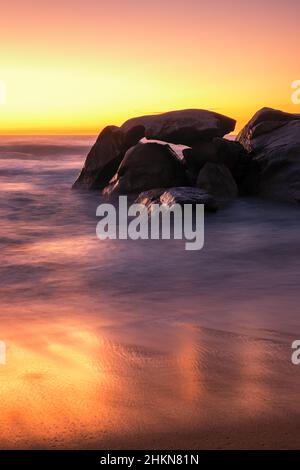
top-left (0, 314), bottom-right (203, 448)
top-left (0, 311), bottom-right (296, 449)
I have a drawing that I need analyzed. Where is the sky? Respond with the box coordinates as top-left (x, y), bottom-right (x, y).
top-left (0, 0), bottom-right (299, 134)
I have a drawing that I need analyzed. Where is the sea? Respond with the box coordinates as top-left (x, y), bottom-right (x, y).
top-left (0, 135), bottom-right (299, 449)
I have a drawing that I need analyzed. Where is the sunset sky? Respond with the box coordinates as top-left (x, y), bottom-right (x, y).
top-left (0, 0), bottom-right (299, 134)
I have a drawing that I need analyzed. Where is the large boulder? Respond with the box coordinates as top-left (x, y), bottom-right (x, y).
top-left (237, 107), bottom-right (300, 151)
top-left (103, 142), bottom-right (188, 195)
top-left (183, 137), bottom-right (258, 194)
top-left (183, 140), bottom-right (217, 181)
top-left (136, 187), bottom-right (218, 212)
top-left (212, 138), bottom-right (258, 195)
top-left (183, 138), bottom-right (244, 171)
top-left (237, 108), bottom-right (300, 202)
top-left (196, 162), bottom-right (238, 199)
top-left (73, 125), bottom-right (144, 190)
top-left (121, 109), bottom-right (236, 146)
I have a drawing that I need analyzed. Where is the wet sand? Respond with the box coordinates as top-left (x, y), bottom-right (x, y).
top-left (0, 313), bottom-right (299, 449)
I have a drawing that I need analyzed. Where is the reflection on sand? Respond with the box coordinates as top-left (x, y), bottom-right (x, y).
top-left (0, 312), bottom-right (297, 449)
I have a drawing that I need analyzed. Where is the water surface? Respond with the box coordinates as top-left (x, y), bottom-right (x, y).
top-left (0, 136), bottom-right (300, 449)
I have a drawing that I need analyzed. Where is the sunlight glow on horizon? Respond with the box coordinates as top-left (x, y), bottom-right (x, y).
top-left (0, 0), bottom-right (299, 134)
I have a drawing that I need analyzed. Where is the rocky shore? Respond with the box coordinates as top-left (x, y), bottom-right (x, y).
top-left (73, 107), bottom-right (300, 208)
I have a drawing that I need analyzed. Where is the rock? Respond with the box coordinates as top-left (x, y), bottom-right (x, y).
top-left (103, 142), bottom-right (188, 195)
top-left (183, 137), bottom-right (246, 171)
top-left (213, 138), bottom-right (245, 170)
top-left (73, 109), bottom-right (236, 189)
top-left (73, 126), bottom-right (123, 190)
top-left (135, 187), bottom-right (218, 212)
top-left (237, 108), bottom-right (300, 202)
top-left (121, 109), bottom-right (236, 146)
top-left (160, 187), bottom-right (218, 212)
top-left (212, 138), bottom-right (258, 195)
top-left (123, 125), bottom-right (145, 149)
top-left (237, 107), bottom-right (300, 152)
top-left (73, 125), bottom-right (144, 190)
top-left (135, 188), bottom-right (165, 207)
top-left (183, 137), bottom-right (257, 194)
top-left (183, 140), bottom-right (217, 182)
top-left (196, 162), bottom-right (238, 199)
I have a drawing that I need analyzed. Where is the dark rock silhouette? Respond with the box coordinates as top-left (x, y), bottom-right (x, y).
top-left (73, 125), bottom-right (144, 190)
top-left (237, 108), bottom-right (300, 202)
top-left (183, 140), bottom-right (217, 182)
top-left (183, 137), bottom-right (256, 195)
top-left (121, 109), bottom-right (236, 145)
top-left (196, 162), bottom-right (238, 199)
top-left (103, 142), bottom-right (188, 195)
top-left (73, 106), bottom-right (300, 207)
top-left (123, 125), bottom-right (146, 149)
top-left (73, 108), bottom-right (236, 192)
top-left (237, 107), bottom-right (300, 152)
top-left (212, 138), bottom-right (258, 195)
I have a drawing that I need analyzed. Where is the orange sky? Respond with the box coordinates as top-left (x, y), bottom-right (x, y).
top-left (0, 0), bottom-right (299, 134)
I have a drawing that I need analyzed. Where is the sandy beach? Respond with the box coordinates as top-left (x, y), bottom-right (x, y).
top-left (0, 314), bottom-right (299, 449)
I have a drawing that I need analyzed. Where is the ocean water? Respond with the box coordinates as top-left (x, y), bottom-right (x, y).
top-left (0, 135), bottom-right (300, 449)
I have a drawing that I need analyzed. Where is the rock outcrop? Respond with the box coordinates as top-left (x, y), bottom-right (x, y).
top-left (121, 109), bottom-right (236, 146)
top-left (73, 108), bottom-right (236, 193)
top-left (72, 107), bottom-right (300, 207)
top-left (237, 108), bottom-right (300, 202)
top-left (103, 142), bottom-right (188, 195)
top-left (73, 125), bottom-right (144, 190)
